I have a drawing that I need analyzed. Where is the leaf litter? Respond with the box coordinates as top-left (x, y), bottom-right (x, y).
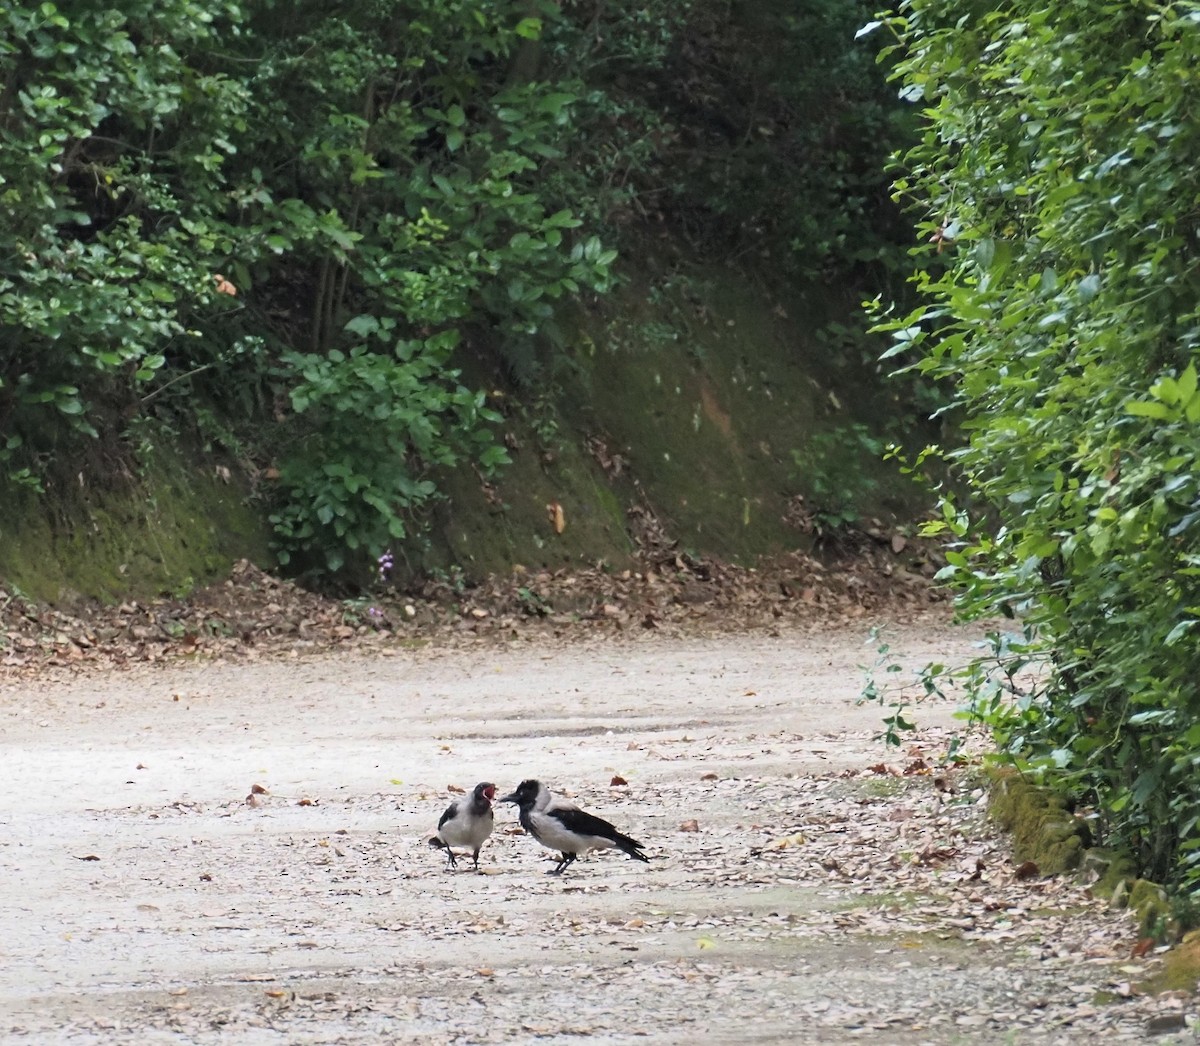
top-left (0, 522), bottom-right (946, 680)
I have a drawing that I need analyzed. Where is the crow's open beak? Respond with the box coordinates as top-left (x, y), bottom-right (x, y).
top-left (498, 791), bottom-right (519, 804)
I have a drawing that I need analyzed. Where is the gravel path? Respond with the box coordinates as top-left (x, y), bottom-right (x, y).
top-left (2, 622), bottom-right (1195, 1043)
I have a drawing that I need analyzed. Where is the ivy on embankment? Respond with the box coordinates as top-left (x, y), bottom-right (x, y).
top-left (867, 1), bottom-right (1200, 906)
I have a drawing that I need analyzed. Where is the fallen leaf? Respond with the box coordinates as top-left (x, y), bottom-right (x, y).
top-left (250, 783), bottom-right (268, 795)
top-left (700, 772), bottom-right (718, 781)
top-left (447, 784), bottom-right (465, 794)
top-left (610, 775), bottom-right (628, 786)
top-left (74, 854), bottom-right (101, 861)
top-left (1131, 938), bottom-right (1155, 959)
top-left (678, 819), bottom-right (700, 832)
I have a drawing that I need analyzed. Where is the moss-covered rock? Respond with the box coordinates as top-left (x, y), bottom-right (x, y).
top-left (1082, 848), bottom-right (1138, 900)
top-left (1127, 879), bottom-right (1172, 938)
top-left (988, 768), bottom-right (1091, 875)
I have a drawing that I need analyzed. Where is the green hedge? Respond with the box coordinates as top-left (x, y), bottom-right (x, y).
top-left (871, 0), bottom-right (1200, 894)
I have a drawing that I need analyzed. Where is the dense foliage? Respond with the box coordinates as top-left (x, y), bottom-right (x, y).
top-left (656, 0), bottom-right (916, 287)
top-left (1, 0), bottom-right (911, 578)
top-left (873, 0), bottom-right (1200, 898)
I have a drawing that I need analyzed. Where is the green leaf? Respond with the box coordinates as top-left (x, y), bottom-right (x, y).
top-left (1177, 364), bottom-right (1197, 404)
top-left (1125, 400), bottom-right (1171, 420)
top-left (514, 17), bottom-right (542, 39)
top-left (345, 315), bottom-right (380, 337)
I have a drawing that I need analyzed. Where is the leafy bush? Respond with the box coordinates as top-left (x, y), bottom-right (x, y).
top-left (0, 0), bottom-right (256, 481)
top-left (271, 335), bottom-right (508, 576)
top-left (871, 0), bottom-right (1200, 894)
top-left (0, 1), bottom-right (619, 576)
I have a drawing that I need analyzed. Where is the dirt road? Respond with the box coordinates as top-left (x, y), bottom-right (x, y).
top-left (0, 622), bottom-right (1188, 1043)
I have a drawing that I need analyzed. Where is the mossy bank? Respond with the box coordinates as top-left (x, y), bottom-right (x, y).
top-left (1, 262), bottom-right (926, 604)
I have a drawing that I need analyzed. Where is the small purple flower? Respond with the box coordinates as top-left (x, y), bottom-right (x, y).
top-left (368, 606), bottom-right (381, 618)
top-left (377, 550), bottom-right (394, 581)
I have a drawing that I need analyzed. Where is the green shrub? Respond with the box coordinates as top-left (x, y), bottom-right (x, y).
top-left (271, 337), bottom-right (508, 576)
top-left (871, 0), bottom-right (1200, 893)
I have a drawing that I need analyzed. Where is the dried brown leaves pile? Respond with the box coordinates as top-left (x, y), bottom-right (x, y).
top-left (0, 523), bottom-right (946, 678)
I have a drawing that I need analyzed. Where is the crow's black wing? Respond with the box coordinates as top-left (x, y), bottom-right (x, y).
top-left (437, 800), bottom-right (461, 831)
top-left (548, 805), bottom-right (643, 849)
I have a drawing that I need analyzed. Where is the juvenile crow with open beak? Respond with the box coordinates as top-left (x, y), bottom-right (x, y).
top-left (429, 782), bottom-right (496, 871)
top-left (500, 779), bottom-right (650, 875)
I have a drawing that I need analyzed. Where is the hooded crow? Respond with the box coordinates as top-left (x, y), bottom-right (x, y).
top-left (500, 779), bottom-right (650, 875)
top-left (429, 782), bottom-right (496, 870)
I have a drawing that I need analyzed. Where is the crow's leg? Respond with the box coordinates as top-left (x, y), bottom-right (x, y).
top-left (549, 852), bottom-right (577, 876)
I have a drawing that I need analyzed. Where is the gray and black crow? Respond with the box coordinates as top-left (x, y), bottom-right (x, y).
top-left (500, 779), bottom-right (650, 875)
top-left (429, 781), bottom-right (496, 870)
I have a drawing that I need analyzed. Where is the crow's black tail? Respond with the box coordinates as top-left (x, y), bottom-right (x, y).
top-left (615, 833), bottom-right (650, 863)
